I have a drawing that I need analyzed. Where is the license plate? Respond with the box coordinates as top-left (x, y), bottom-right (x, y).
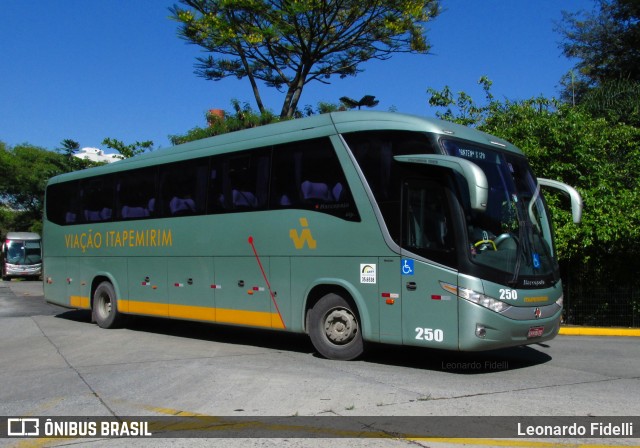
top-left (527, 326), bottom-right (544, 338)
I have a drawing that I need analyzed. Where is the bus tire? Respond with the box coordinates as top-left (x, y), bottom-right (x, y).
top-left (308, 293), bottom-right (363, 361)
top-left (92, 281), bottom-right (122, 329)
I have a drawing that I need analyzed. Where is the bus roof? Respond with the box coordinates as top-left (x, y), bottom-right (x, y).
top-left (5, 232), bottom-right (41, 241)
top-left (47, 111), bottom-right (522, 185)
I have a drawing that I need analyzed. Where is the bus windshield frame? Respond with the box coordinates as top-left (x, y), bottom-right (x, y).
top-left (441, 138), bottom-right (558, 288)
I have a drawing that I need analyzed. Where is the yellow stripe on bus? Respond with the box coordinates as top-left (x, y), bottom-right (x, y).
top-left (124, 300), bottom-right (169, 317)
top-left (69, 295), bottom-right (90, 309)
top-left (113, 299), bottom-right (285, 329)
top-left (215, 307), bottom-right (285, 329)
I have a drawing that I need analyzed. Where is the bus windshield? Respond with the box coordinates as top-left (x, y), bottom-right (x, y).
top-left (5, 239), bottom-right (42, 265)
top-left (442, 139), bottom-right (556, 284)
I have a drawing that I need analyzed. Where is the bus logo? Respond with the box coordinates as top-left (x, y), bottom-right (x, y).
top-left (289, 218), bottom-right (317, 249)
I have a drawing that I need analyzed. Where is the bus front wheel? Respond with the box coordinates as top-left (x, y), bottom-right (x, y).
top-left (308, 293), bottom-right (363, 361)
top-left (92, 281), bottom-right (122, 329)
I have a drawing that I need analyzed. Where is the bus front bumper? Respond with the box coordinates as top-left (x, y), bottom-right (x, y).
top-left (458, 298), bottom-right (562, 351)
top-left (4, 263), bottom-right (42, 278)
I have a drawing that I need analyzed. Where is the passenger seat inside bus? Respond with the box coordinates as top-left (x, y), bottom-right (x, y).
top-left (121, 206), bottom-right (149, 219)
top-left (84, 208), bottom-right (112, 222)
top-left (232, 189), bottom-right (258, 208)
top-left (169, 196), bottom-right (196, 215)
top-left (301, 181), bottom-right (344, 202)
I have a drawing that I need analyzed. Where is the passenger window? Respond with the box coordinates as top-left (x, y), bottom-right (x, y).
top-left (46, 181), bottom-right (80, 225)
top-left (117, 168), bottom-right (157, 220)
top-left (211, 149), bottom-right (270, 212)
top-left (160, 159), bottom-right (208, 216)
top-left (80, 177), bottom-right (114, 223)
top-left (271, 138), bottom-right (360, 221)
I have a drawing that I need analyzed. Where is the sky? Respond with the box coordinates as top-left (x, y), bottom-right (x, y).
top-left (0, 0), bottom-right (593, 153)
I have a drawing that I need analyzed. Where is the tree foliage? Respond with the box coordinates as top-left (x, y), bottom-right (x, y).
top-left (0, 142), bottom-right (69, 233)
top-left (578, 78), bottom-right (640, 126)
top-left (0, 140), bottom-right (105, 234)
top-left (169, 99), bottom-right (281, 145)
top-left (171, 0), bottom-right (440, 118)
top-left (102, 138), bottom-right (154, 158)
top-left (557, 0), bottom-right (640, 102)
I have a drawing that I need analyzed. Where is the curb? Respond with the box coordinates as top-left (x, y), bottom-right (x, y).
top-left (559, 327), bottom-right (640, 337)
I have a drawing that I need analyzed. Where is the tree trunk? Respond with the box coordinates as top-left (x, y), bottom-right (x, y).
top-left (280, 67), bottom-right (309, 118)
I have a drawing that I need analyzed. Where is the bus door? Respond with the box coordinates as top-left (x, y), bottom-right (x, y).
top-left (168, 257), bottom-right (215, 321)
top-left (214, 256), bottom-right (284, 329)
top-left (400, 178), bottom-right (459, 350)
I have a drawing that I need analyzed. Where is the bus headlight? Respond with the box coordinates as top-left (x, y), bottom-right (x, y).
top-left (459, 287), bottom-right (511, 313)
top-left (556, 295), bottom-right (563, 307)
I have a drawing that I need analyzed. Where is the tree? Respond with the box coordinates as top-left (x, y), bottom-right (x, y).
top-left (427, 76), bottom-right (494, 126)
top-left (171, 0), bottom-right (440, 118)
top-left (557, 0), bottom-right (640, 101)
top-left (55, 139), bottom-right (99, 172)
top-left (102, 138), bottom-right (154, 158)
top-left (0, 142), bottom-right (70, 233)
top-left (169, 99), bottom-right (281, 145)
top-left (578, 78), bottom-right (640, 126)
top-left (59, 139), bottom-right (80, 158)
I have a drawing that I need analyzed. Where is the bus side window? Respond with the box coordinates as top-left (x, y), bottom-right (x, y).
top-left (160, 159), bottom-right (208, 217)
top-left (46, 181), bottom-right (80, 225)
top-left (217, 149), bottom-right (270, 212)
top-left (271, 138), bottom-right (360, 221)
top-left (80, 177), bottom-right (114, 223)
top-left (117, 167), bottom-right (157, 220)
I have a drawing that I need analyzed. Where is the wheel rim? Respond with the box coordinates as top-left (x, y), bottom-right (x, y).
top-left (96, 293), bottom-right (111, 320)
top-left (323, 308), bottom-right (358, 345)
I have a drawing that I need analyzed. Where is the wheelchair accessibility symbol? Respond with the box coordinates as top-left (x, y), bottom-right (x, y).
top-left (401, 259), bottom-right (414, 276)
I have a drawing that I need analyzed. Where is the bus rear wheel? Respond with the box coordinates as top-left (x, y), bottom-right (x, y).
top-left (92, 281), bottom-right (122, 329)
top-left (308, 293), bottom-right (363, 361)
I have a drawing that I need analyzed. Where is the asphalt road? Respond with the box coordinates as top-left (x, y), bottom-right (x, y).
top-left (1, 279), bottom-right (639, 448)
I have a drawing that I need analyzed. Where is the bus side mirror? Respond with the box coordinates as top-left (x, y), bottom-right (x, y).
top-left (538, 178), bottom-right (583, 224)
top-left (394, 154), bottom-right (488, 212)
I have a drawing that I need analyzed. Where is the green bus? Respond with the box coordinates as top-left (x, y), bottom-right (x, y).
top-left (43, 111), bottom-right (582, 360)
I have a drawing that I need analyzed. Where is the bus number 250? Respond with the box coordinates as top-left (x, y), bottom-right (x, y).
top-left (415, 327), bottom-right (444, 342)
